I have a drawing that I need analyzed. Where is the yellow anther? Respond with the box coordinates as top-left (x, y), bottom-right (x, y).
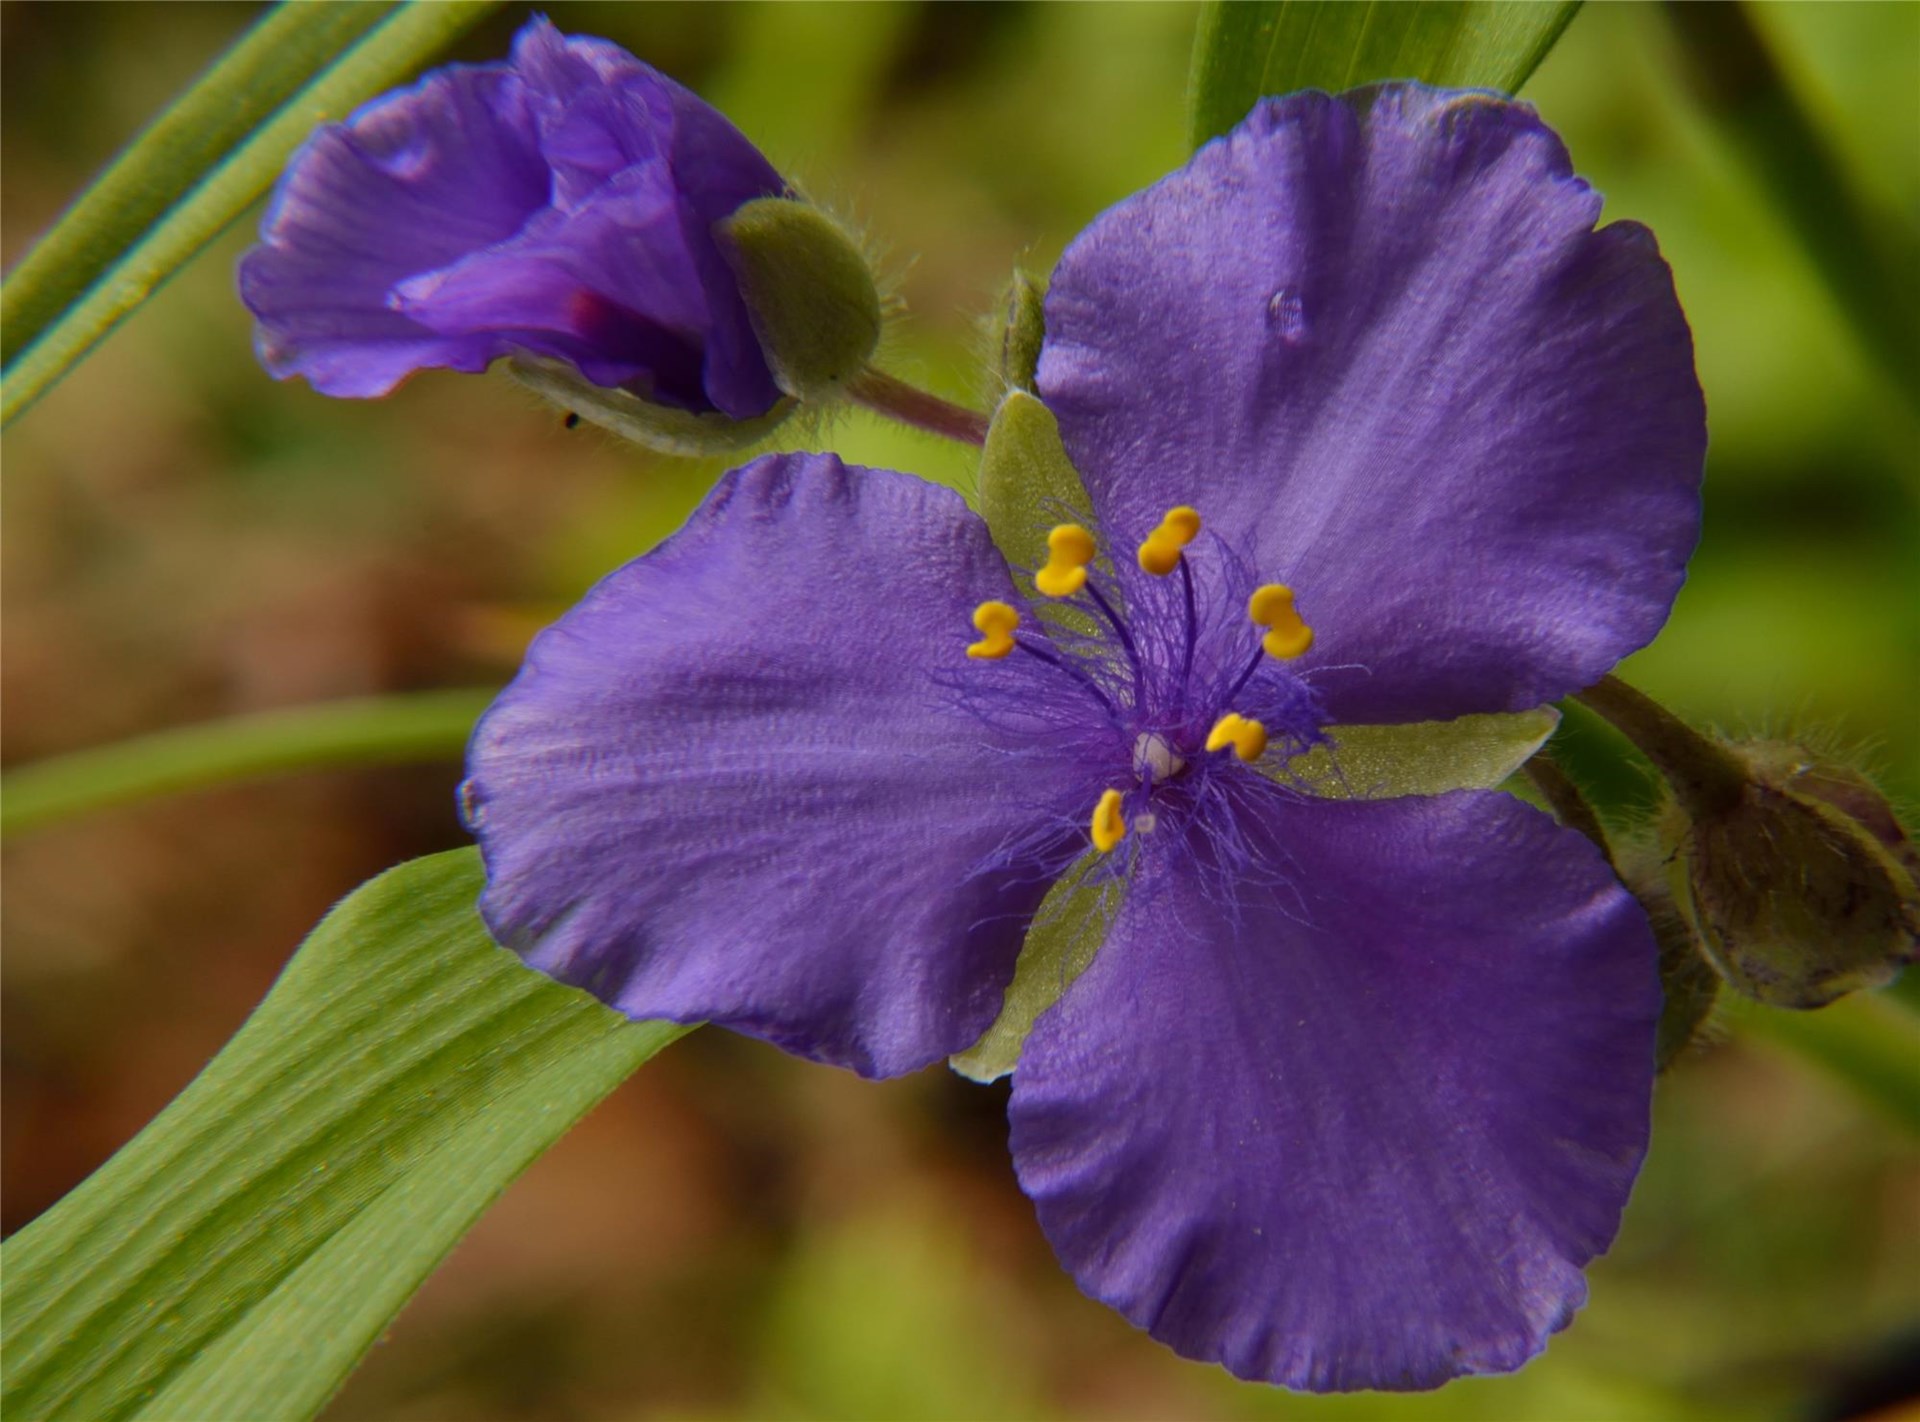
top-left (1248, 582), bottom-right (1314, 659)
top-left (1035, 524), bottom-right (1096, 598)
top-left (1136, 505), bottom-right (1202, 576)
top-left (1090, 788), bottom-right (1127, 853)
top-left (1205, 713), bottom-right (1269, 763)
top-left (967, 600), bottom-right (1019, 660)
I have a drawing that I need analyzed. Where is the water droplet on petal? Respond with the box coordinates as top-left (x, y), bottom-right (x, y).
top-left (1266, 287), bottom-right (1309, 345)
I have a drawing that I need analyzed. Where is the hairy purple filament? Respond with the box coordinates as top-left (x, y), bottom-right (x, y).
top-left (1178, 557), bottom-right (1199, 690)
top-left (1013, 636), bottom-right (1117, 716)
top-left (1081, 582), bottom-right (1147, 709)
top-left (967, 520), bottom-right (1332, 881)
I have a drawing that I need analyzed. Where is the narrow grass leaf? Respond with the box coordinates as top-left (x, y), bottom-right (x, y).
top-left (1, 0), bottom-right (500, 428)
top-left (1, 688), bottom-right (496, 839)
top-left (1187, 0), bottom-right (1580, 149)
top-left (0, 1), bottom-right (390, 365)
top-left (0, 849), bottom-right (693, 1422)
top-left (1662, 3), bottom-right (1920, 409)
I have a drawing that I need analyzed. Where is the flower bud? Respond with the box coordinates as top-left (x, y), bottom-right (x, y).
top-left (240, 19), bottom-right (801, 428)
top-left (990, 267), bottom-right (1047, 393)
top-left (1660, 740), bottom-right (1918, 1010)
top-left (718, 198), bottom-right (883, 403)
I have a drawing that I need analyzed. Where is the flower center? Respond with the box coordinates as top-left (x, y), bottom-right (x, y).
top-left (1134, 732), bottom-right (1184, 784)
top-left (965, 505), bottom-right (1318, 857)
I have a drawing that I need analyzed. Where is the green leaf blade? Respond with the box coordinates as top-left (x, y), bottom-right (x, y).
top-left (0, 688), bottom-right (495, 839)
top-left (0, 1), bottom-right (392, 366)
top-left (1187, 0), bottom-right (1581, 149)
top-left (1, 0), bottom-right (501, 429)
top-left (0, 849), bottom-right (691, 1422)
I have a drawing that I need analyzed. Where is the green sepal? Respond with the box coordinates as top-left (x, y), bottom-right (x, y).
top-left (1282, 707), bottom-right (1560, 800)
top-left (990, 268), bottom-right (1047, 394)
top-left (951, 860), bottom-right (1119, 1083)
top-left (719, 196), bottom-right (882, 402)
top-left (977, 390), bottom-right (1093, 572)
top-left (508, 355), bottom-right (795, 457)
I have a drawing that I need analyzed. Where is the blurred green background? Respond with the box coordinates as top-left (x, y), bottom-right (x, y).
top-left (3, 3), bottom-right (1916, 1419)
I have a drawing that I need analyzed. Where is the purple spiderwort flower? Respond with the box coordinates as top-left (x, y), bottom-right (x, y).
top-left (464, 87), bottom-right (1706, 1390)
top-left (238, 18), bottom-right (786, 417)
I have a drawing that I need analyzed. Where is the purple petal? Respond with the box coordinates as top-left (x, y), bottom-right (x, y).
top-left (507, 18), bottom-right (785, 416)
top-left (1039, 87), bottom-right (1706, 724)
top-left (1009, 788), bottom-right (1657, 1390)
top-left (238, 65), bottom-right (551, 397)
top-left (509, 17), bottom-right (783, 222)
top-left (393, 174), bottom-right (714, 408)
top-left (466, 453), bottom-right (1095, 1078)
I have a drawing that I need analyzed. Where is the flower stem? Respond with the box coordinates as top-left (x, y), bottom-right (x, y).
top-left (1521, 751), bottom-right (1617, 870)
top-left (846, 367), bottom-right (990, 446)
top-left (1574, 675), bottom-right (1749, 818)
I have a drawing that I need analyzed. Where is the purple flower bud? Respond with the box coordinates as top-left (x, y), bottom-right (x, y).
top-left (238, 18), bottom-right (789, 418)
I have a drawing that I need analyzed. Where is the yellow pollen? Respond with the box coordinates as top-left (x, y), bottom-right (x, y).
top-left (966, 600), bottom-right (1019, 660)
top-left (1205, 713), bottom-right (1269, 763)
top-left (1090, 788), bottom-right (1127, 853)
top-left (1035, 524), bottom-right (1096, 598)
top-left (1248, 583), bottom-right (1314, 659)
top-left (1137, 505), bottom-right (1202, 576)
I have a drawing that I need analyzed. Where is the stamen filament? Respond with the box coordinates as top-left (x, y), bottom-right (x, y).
top-left (1013, 637), bottom-right (1116, 716)
top-left (1178, 555), bottom-right (1198, 690)
top-left (1083, 583), bottom-right (1146, 707)
top-left (1223, 644), bottom-right (1265, 705)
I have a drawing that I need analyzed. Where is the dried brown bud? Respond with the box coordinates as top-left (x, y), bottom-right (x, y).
top-left (1660, 740), bottom-right (1918, 1010)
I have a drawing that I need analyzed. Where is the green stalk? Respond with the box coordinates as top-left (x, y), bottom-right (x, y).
top-left (1662, 1), bottom-right (1920, 409)
top-left (1, 688), bottom-right (495, 838)
top-left (1, 2), bottom-right (391, 366)
top-left (1, 0), bottom-right (501, 428)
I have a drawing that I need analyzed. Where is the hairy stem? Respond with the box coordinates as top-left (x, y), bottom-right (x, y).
top-left (846, 368), bottom-right (990, 446)
top-left (1574, 675), bottom-right (1749, 819)
top-left (1521, 751), bottom-right (1617, 870)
